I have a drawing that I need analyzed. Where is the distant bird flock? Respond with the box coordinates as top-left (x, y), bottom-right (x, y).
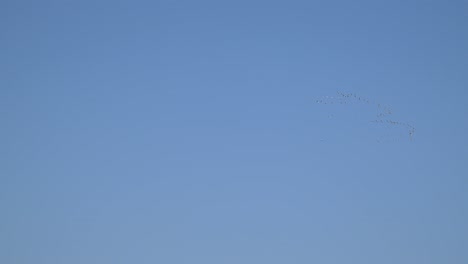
top-left (315, 91), bottom-right (415, 142)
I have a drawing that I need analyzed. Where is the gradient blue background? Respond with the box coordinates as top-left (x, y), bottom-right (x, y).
top-left (2, 1), bottom-right (468, 263)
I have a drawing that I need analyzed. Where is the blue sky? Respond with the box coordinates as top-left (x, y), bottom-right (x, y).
top-left (1, 1), bottom-right (468, 263)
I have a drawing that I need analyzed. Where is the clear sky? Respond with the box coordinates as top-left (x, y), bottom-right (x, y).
top-left (1, 1), bottom-right (468, 263)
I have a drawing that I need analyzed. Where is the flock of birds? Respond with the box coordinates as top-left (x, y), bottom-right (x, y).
top-left (315, 91), bottom-right (415, 141)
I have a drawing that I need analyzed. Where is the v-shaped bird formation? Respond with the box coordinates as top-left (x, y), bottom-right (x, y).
top-left (315, 91), bottom-right (415, 142)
